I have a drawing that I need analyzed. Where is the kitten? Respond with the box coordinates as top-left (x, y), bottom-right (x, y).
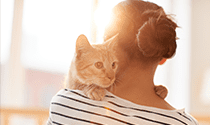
top-left (65, 34), bottom-right (168, 101)
top-left (65, 34), bottom-right (118, 100)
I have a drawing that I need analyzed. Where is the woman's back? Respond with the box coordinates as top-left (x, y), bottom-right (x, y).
top-left (47, 89), bottom-right (198, 125)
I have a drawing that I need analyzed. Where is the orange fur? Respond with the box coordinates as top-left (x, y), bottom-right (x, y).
top-left (65, 34), bottom-right (119, 100)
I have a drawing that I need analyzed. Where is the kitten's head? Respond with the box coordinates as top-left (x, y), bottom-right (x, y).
top-left (74, 34), bottom-right (118, 88)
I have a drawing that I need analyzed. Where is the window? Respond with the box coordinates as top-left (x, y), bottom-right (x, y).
top-left (1, 0), bottom-right (14, 64)
top-left (1, 0), bottom-right (210, 124)
top-left (22, 0), bottom-right (93, 73)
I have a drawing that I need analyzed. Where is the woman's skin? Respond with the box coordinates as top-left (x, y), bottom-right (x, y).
top-left (108, 47), bottom-right (175, 110)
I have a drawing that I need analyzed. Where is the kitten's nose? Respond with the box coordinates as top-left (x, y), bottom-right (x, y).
top-left (106, 72), bottom-right (114, 81)
top-left (108, 75), bottom-right (114, 80)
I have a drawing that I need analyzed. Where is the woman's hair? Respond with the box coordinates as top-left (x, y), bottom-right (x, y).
top-left (104, 0), bottom-right (178, 60)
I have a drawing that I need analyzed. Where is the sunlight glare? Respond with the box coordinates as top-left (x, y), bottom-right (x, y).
top-left (94, 7), bottom-right (112, 31)
top-left (94, 6), bottom-right (112, 43)
top-left (94, 1), bottom-right (122, 44)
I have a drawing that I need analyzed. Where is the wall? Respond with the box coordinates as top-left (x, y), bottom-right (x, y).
top-left (191, 0), bottom-right (210, 115)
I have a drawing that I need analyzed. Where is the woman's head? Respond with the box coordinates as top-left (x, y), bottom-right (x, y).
top-left (104, 0), bottom-right (178, 67)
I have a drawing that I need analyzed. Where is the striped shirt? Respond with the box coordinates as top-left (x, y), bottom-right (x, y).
top-left (47, 89), bottom-right (198, 125)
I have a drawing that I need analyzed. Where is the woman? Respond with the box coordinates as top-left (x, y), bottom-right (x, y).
top-left (47, 0), bottom-right (198, 124)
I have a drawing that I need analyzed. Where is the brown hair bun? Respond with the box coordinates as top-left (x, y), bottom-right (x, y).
top-left (136, 9), bottom-right (177, 58)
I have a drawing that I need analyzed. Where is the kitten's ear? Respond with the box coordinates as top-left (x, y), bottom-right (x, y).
top-left (105, 33), bottom-right (119, 49)
top-left (76, 34), bottom-right (92, 57)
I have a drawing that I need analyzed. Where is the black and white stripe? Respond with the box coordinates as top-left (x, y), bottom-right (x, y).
top-left (47, 89), bottom-right (198, 125)
top-left (51, 102), bottom-right (134, 125)
top-left (64, 89), bottom-right (191, 125)
top-left (51, 111), bottom-right (104, 125)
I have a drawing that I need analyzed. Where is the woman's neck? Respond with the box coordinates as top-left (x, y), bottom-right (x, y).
top-left (107, 64), bottom-right (175, 110)
top-left (109, 65), bottom-right (156, 102)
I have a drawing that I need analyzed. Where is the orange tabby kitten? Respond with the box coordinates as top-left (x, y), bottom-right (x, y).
top-left (65, 34), bottom-right (168, 101)
top-left (65, 34), bottom-right (118, 100)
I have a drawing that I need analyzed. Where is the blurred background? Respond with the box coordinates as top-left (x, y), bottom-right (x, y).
top-left (1, 0), bottom-right (210, 124)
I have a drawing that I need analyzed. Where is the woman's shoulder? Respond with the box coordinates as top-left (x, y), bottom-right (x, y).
top-left (50, 88), bottom-right (91, 104)
top-left (106, 91), bottom-right (199, 125)
top-left (48, 89), bottom-right (199, 125)
top-left (49, 88), bottom-right (111, 109)
top-left (51, 88), bottom-right (115, 102)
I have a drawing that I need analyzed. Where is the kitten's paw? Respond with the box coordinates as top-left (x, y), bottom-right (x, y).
top-left (84, 85), bottom-right (106, 101)
top-left (90, 87), bottom-right (106, 101)
top-left (154, 85), bottom-right (168, 99)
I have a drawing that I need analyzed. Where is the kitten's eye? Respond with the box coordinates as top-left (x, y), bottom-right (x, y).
top-left (94, 62), bottom-right (103, 69)
top-left (112, 62), bottom-right (117, 69)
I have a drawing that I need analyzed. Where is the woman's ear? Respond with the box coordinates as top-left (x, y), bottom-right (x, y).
top-left (159, 58), bottom-right (167, 65)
